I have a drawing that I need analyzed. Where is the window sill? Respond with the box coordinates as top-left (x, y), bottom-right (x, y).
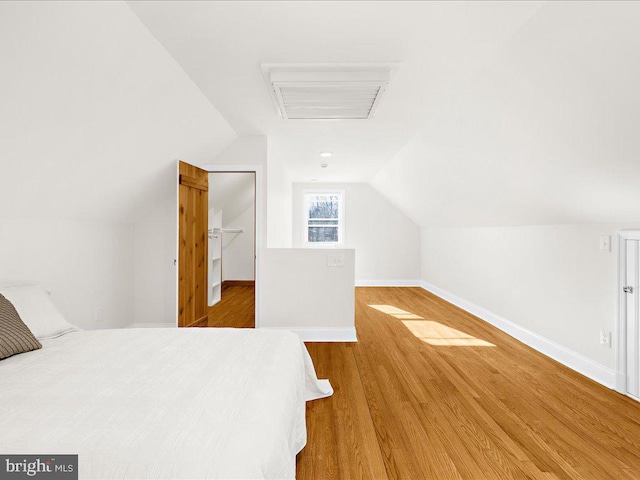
top-left (303, 243), bottom-right (345, 248)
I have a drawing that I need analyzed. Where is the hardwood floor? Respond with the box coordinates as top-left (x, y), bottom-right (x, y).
top-left (298, 287), bottom-right (640, 480)
top-left (206, 285), bottom-right (254, 328)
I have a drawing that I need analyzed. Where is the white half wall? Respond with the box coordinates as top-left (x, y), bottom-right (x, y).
top-left (421, 223), bottom-right (640, 387)
top-left (260, 248), bottom-right (356, 341)
top-left (0, 218), bottom-right (134, 329)
top-left (293, 183), bottom-right (421, 283)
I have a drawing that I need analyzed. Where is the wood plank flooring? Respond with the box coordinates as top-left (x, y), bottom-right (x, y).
top-left (298, 287), bottom-right (640, 480)
top-left (206, 285), bottom-right (254, 328)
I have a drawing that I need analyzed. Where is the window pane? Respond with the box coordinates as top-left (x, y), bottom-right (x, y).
top-left (308, 195), bottom-right (340, 219)
top-left (308, 226), bottom-right (338, 243)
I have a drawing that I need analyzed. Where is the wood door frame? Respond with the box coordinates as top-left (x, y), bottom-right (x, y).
top-left (203, 164), bottom-right (262, 328)
top-left (616, 230), bottom-right (640, 395)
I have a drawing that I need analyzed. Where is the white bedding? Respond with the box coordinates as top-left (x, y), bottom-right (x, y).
top-left (0, 328), bottom-right (332, 479)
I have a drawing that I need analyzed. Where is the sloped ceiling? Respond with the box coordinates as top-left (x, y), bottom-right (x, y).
top-left (4, 2), bottom-right (638, 229)
top-left (130, 1), bottom-right (640, 228)
top-left (371, 1), bottom-right (640, 227)
top-left (0, 1), bottom-right (237, 223)
top-left (128, 0), bottom-right (543, 183)
top-left (210, 173), bottom-right (255, 225)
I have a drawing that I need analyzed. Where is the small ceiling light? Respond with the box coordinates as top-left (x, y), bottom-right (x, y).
top-left (320, 163), bottom-right (328, 168)
top-left (311, 178), bottom-right (318, 183)
top-left (319, 152), bottom-right (333, 158)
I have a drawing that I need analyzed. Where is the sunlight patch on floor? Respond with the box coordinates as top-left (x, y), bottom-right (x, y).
top-left (368, 304), bottom-right (494, 347)
top-left (402, 320), bottom-right (495, 347)
top-left (368, 304), bottom-right (424, 319)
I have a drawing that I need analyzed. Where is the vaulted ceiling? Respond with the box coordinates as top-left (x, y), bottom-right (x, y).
top-left (130, 1), bottom-right (640, 227)
top-left (2, 1), bottom-right (638, 228)
top-left (210, 173), bottom-right (255, 225)
top-left (127, 1), bottom-right (542, 183)
top-left (371, 1), bottom-right (640, 226)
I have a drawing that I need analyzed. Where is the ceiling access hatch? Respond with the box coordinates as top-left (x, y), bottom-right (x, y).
top-left (261, 64), bottom-right (396, 120)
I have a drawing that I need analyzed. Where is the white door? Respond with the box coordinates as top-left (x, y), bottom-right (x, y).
top-left (626, 239), bottom-right (640, 398)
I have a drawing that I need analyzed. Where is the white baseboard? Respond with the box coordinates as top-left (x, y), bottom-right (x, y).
top-left (420, 281), bottom-right (617, 389)
top-left (265, 327), bottom-right (357, 342)
top-left (356, 279), bottom-right (422, 287)
top-left (128, 322), bottom-right (176, 328)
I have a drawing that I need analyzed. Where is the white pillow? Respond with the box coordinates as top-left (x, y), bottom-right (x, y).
top-left (0, 285), bottom-right (77, 339)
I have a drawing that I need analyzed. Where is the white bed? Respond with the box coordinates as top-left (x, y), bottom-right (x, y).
top-left (0, 327), bottom-right (332, 479)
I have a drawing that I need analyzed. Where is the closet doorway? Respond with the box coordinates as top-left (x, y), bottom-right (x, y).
top-left (207, 172), bottom-right (256, 328)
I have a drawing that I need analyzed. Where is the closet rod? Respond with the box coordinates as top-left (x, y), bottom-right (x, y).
top-left (211, 227), bottom-right (244, 234)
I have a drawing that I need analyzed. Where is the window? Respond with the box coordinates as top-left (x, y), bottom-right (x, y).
top-left (303, 190), bottom-right (344, 246)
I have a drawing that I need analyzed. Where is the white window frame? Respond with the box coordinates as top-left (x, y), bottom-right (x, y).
top-left (302, 189), bottom-right (345, 247)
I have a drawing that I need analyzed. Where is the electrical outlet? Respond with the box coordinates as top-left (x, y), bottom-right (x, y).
top-left (599, 330), bottom-right (611, 347)
top-left (95, 307), bottom-right (104, 324)
top-left (327, 253), bottom-right (345, 267)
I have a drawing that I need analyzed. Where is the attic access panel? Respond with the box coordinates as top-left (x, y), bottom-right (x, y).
top-left (262, 64), bottom-right (395, 120)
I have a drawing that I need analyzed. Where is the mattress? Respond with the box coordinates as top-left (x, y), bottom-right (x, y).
top-left (0, 327), bottom-right (332, 479)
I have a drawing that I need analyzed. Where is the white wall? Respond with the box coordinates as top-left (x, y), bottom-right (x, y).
top-left (0, 2), bottom-right (237, 327)
top-left (0, 2), bottom-right (236, 223)
top-left (292, 183), bottom-right (421, 283)
top-left (260, 248), bottom-right (356, 341)
top-left (0, 218), bottom-right (134, 330)
top-left (421, 223), bottom-right (640, 374)
top-left (133, 195), bottom-right (177, 325)
top-left (222, 205), bottom-right (255, 281)
top-left (267, 146), bottom-right (293, 248)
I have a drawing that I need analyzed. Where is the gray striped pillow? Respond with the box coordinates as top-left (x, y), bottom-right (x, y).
top-left (0, 293), bottom-right (42, 360)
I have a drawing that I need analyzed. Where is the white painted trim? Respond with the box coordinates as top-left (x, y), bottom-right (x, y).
top-left (174, 161), bottom-right (180, 328)
top-left (617, 231), bottom-right (640, 394)
top-left (128, 322), bottom-right (176, 328)
top-left (619, 230), bottom-right (640, 241)
top-left (201, 164), bottom-right (259, 173)
top-left (356, 279), bottom-right (422, 287)
top-left (617, 233), bottom-right (628, 393)
top-left (201, 164), bottom-right (263, 329)
top-left (266, 327), bottom-right (357, 342)
top-left (420, 281), bottom-right (617, 389)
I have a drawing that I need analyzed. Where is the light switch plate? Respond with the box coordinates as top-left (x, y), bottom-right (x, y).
top-left (327, 253), bottom-right (345, 267)
top-left (600, 235), bottom-right (611, 252)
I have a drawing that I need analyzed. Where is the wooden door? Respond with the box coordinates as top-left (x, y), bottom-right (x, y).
top-left (178, 161), bottom-right (209, 327)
